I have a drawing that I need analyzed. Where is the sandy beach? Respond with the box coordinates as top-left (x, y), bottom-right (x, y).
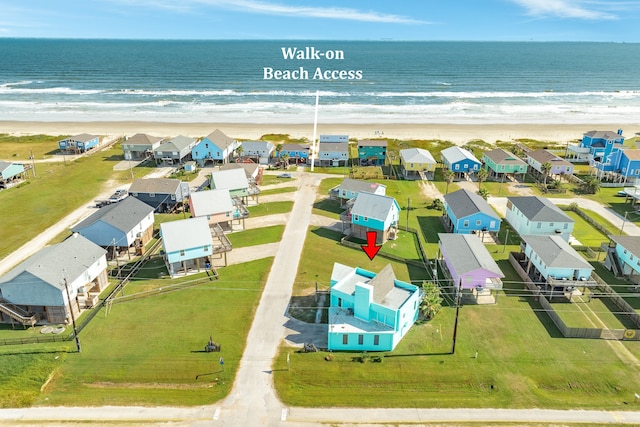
top-left (2, 121), bottom-right (638, 145)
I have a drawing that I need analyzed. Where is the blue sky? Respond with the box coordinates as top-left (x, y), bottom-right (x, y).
top-left (1, 0), bottom-right (640, 41)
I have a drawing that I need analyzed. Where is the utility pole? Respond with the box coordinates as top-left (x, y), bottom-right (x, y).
top-left (310, 91), bottom-right (319, 172)
top-left (502, 228), bottom-right (510, 252)
top-left (406, 197), bottom-right (410, 231)
top-left (620, 211), bottom-right (629, 235)
top-left (30, 149), bottom-right (36, 177)
top-left (450, 279), bottom-right (463, 355)
top-left (63, 277), bottom-right (81, 353)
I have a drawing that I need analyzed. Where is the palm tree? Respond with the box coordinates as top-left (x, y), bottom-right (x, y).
top-left (541, 161), bottom-right (552, 187)
top-left (581, 175), bottom-right (601, 194)
top-left (234, 145), bottom-right (244, 162)
top-left (477, 167), bottom-right (488, 191)
top-left (443, 169), bottom-right (455, 194)
top-left (420, 281), bottom-right (443, 320)
top-left (281, 152), bottom-right (290, 169)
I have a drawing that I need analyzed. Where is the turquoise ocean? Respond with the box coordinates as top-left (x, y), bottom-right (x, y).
top-left (0, 39), bottom-right (639, 124)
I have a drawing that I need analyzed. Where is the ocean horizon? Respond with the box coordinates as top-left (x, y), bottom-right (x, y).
top-left (1, 39), bottom-right (639, 124)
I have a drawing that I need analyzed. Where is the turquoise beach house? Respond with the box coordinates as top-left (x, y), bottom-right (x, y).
top-left (347, 192), bottom-right (400, 244)
top-left (192, 129), bottom-right (238, 166)
top-left (160, 217), bottom-right (214, 277)
top-left (607, 235), bottom-right (640, 279)
top-left (276, 143), bottom-right (309, 164)
top-left (328, 263), bottom-right (421, 352)
top-left (357, 140), bottom-right (387, 166)
top-left (0, 161), bottom-right (25, 186)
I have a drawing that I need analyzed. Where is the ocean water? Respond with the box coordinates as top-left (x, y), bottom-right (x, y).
top-left (0, 39), bottom-right (639, 124)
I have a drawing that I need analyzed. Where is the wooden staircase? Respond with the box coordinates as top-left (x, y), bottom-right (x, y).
top-left (0, 299), bottom-right (38, 328)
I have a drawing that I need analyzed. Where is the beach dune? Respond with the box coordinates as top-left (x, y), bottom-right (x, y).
top-left (1, 121), bottom-right (638, 145)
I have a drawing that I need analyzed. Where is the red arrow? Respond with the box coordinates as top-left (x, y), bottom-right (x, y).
top-left (361, 231), bottom-right (381, 260)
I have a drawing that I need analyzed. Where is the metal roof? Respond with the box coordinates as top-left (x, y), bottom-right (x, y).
top-left (399, 148), bottom-right (436, 165)
top-left (160, 217), bottom-right (213, 254)
top-left (319, 143), bottom-right (349, 153)
top-left (350, 193), bottom-right (399, 221)
top-left (358, 139), bottom-right (388, 147)
top-left (189, 189), bottom-right (234, 217)
top-left (210, 168), bottom-right (249, 191)
top-left (441, 146), bottom-right (480, 165)
top-left (335, 178), bottom-right (385, 194)
top-left (129, 178), bottom-right (181, 194)
top-left (155, 135), bottom-right (196, 152)
top-left (438, 233), bottom-right (503, 277)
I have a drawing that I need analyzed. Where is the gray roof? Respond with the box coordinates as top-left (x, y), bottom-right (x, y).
top-left (72, 197), bottom-right (154, 234)
top-left (584, 130), bottom-right (622, 140)
top-left (210, 168), bottom-right (249, 191)
top-left (125, 133), bottom-right (163, 146)
top-left (527, 149), bottom-right (572, 166)
top-left (0, 234), bottom-right (106, 289)
top-left (441, 146), bottom-right (480, 164)
top-left (609, 235), bottom-right (640, 258)
top-left (444, 189), bottom-right (499, 220)
top-left (156, 135), bottom-right (196, 152)
top-left (189, 189), bottom-right (233, 217)
top-left (219, 162), bottom-right (260, 178)
top-left (350, 193), bottom-right (398, 221)
top-left (160, 217), bottom-right (213, 253)
top-left (205, 129), bottom-right (235, 149)
top-left (0, 160), bottom-right (12, 171)
top-left (358, 139), bottom-right (388, 147)
top-left (129, 178), bottom-right (181, 194)
top-left (507, 196), bottom-right (574, 223)
top-left (399, 148), bottom-right (436, 164)
top-left (319, 143), bottom-right (349, 153)
top-left (280, 143), bottom-right (309, 151)
top-left (69, 133), bottom-right (98, 142)
top-left (483, 148), bottom-right (527, 166)
top-left (521, 235), bottom-right (593, 270)
top-left (438, 233), bottom-right (503, 277)
top-left (336, 178), bottom-right (385, 194)
top-left (240, 141), bottom-right (275, 152)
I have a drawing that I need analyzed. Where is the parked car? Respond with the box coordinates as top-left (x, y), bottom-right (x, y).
top-left (108, 189), bottom-right (128, 203)
top-left (277, 173), bottom-right (292, 179)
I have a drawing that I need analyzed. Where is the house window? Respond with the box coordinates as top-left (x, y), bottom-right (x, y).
top-left (537, 222), bottom-right (542, 229)
top-left (410, 163), bottom-right (414, 168)
top-left (476, 220), bottom-right (481, 226)
top-left (171, 195), bottom-right (176, 200)
top-left (180, 250), bottom-right (185, 256)
top-left (463, 220), bottom-right (469, 227)
top-left (550, 223), bottom-right (554, 227)
top-left (342, 334), bottom-right (348, 345)
top-left (217, 151), bottom-right (220, 156)
top-left (354, 215), bottom-right (359, 221)
top-left (132, 192), bottom-right (138, 197)
top-left (564, 223), bottom-right (568, 229)
top-left (203, 245), bottom-right (209, 251)
top-left (455, 164), bottom-right (459, 170)
top-left (205, 143), bottom-right (209, 148)
top-left (338, 297), bottom-right (342, 307)
top-left (364, 217), bottom-right (368, 221)
top-left (149, 193), bottom-right (155, 198)
top-left (624, 249), bottom-right (628, 254)
top-left (374, 335), bottom-right (380, 346)
top-left (358, 335), bottom-right (364, 345)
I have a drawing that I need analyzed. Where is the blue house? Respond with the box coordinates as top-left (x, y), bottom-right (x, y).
top-left (192, 129), bottom-right (238, 166)
top-left (581, 130), bottom-right (624, 162)
top-left (318, 142), bottom-right (349, 167)
top-left (441, 146), bottom-right (481, 177)
top-left (328, 263), bottom-right (421, 352)
top-left (0, 161), bottom-right (25, 186)
top-left (58, 134), bottom-right (100, 153)
top-left (520, 235), bottom-right (596, 296)
top-left (607, 235), bottom-right (640, 279)
top-left (320, 134), bottom-right (349, 143)
top-left (443, 189), bottom-right (501, 235)
top-left (357, 140), bottom-right (387, 166)
top-left (71, 197), bottom-right (155, 255)
top-left (128, 178), bottom-right (190, 213)
top-left (348, 192), bottom-right (400, 244)
top-left (594, 148), bottom-right (640, 183)
top-left (276, 143), bottom-right (309, 164)
top-left (160, 217), bottom-right (214, 277)
top-left (329, 178), bottom-right (386, 205)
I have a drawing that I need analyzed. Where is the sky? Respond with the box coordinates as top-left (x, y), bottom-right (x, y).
top-left (1, 0), bottom-right (640, 41)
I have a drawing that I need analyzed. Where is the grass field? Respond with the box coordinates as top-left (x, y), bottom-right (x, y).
top-left (227, 225), bottom-right (285, 248)
top-left (0, 134), bottom-right (65, 160)
top-left (247, 201), bottom-right (294, 217)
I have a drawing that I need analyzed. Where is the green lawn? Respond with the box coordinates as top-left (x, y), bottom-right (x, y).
top-left (7, 257), bottom-right (274, 408)
top-left (275, 254), bottom-right (640, 410)
top-left (247, 201), bottom-right (294, 217)
top-left (0, 134), bottom-right (65, 160)
top-left (0, 145), bottom-right (136, 259)
top-left (562, 210), bottom-right (612, 248)
top-left (259, 186), bottom-right (297, 196)
top-left (227, 225), bottom-right (285, 248)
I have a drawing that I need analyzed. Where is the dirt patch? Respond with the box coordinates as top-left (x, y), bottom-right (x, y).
top-left (419, 181), bottom-right (443, 199)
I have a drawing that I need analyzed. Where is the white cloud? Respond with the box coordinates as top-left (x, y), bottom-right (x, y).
top-left (111, 0), bottom-right (426, 24)
top-left (509, 0), bottom-right (623, 19)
